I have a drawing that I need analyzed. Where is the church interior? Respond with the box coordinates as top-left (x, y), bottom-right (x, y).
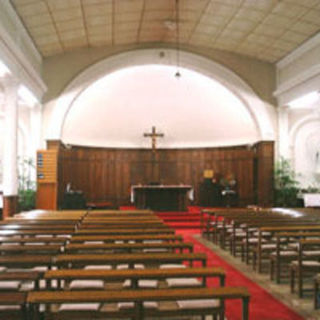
top-left (0, 0), bottom-right (320, 319)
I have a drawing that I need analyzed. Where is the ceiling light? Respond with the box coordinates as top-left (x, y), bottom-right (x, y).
top-left (175, 0), bottom-right (181, 79)
top-left (288, 91), bottom-right (319, 109)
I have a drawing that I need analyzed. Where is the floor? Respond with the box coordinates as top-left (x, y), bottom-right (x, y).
top-left (196, 234), bottom-right (320, 320)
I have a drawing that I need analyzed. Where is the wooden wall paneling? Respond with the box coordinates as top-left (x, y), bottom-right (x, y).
top-left (255, 141), bottom-right (274, 207)
top-left (36, 149), bottom-right (59, 209)
top-left (3, 195), bottom-right (18, 218)
top-left (110, 151), bottom-right (117, 204)
top-left (56, 143), bottom-right (273, 208)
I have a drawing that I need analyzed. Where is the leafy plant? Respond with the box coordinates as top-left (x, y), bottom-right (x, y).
top-left (274, 157), bottom-right (300, 207)
top-left (18, 157), bottom-right (36, 211)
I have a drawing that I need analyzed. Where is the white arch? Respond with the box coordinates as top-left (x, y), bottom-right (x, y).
top-left (289, 115), bottom-right (320, 149)
top-left (46, 48), bottom-right (275, 141)
top-left (288, 114), bottom-right (320, 185)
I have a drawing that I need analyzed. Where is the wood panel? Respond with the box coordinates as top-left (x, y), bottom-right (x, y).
top-left (255, 141), bottom-right (274, 206)
top-left (57, 142), bottom-right (273, 208)
top-left (2, 196), bottom-right (18, 219)
top-left (36, 149), bottom-right (59, 210)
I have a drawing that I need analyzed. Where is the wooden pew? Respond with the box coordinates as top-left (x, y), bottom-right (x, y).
top-left (290, 239), bottom-right (320, 298)
top-left (0, 255), bottom-right (53, 270)
top-left (0, 224), bottom-right (75, 231)
top-left (70, 234), bottom-right (183, 243)
top-left (78, 222), bottom-right (168, 229)
top-left (83, 216), bottom-right (160, 221)
top-left (0, 236), bottom-right (69, 244)
top-left (75, 228), bottom-right (174, 236)
top-left (0, 220), bottom-right (77, 225)
top-left (201, 208), bottom-right (264, 240)
top-left (86, 210), bottom-right (153, 216)
top-left (65, 242), bottom-right (193, 254)
top-left (44, 267), bottom-right (225, 289)
top-left (270, 231), bottom-right (320, 284)
top-left (225, 217), bottom-right (316, 258)
top-left (0, 244), bottom-right (62, 255)
top-left (0, 292), bottom-right (27, 320)
top-left (256, 225), bottom-right (320, 273)
top-left (27, 287), bottom-right (250, 320)
top-left (81, 218), bottom-right (161, 225)
top-left (55, 252), bottom-right (207, 268)
top-left (0, 271), bottom-right (40, 290)
top-left (0, 230), bottom-right (74, 237)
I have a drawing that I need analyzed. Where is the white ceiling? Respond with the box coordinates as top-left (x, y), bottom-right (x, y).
top-left (10, 0), bottom-right (320, 63)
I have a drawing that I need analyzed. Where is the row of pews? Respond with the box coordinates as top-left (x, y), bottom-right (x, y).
top-left (0, 209), bottom-right (250, 320)
top-left (201, 207), bottom-right (320, 309)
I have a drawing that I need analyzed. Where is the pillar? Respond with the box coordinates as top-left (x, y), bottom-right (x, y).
top-left (277, 105), bottom-right (290, 159)
top-left (29, 103), bottom-right (42, 182)
top-left (2, 76), bottom-right (19, 218)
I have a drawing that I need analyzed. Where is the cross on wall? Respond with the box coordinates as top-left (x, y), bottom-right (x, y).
top-left (143, 126), bottom-right (164, 152)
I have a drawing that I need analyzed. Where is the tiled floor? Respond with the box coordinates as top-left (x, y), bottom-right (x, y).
top-left (196, 234), bottom-right (320, 320)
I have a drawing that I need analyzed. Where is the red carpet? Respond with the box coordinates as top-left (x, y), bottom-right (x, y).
top-left (177, 229), bottom-right (304, 320)
top-left (156, 206), bottom-right (202, 229)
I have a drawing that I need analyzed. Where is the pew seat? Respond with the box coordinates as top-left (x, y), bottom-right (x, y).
top-left (27, 287), bottom-right (250, 320)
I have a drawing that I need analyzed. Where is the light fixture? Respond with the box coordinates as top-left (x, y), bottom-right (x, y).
top-left (175, 0), bottom-right (181, 79)
top-left (287, 91), bottom-right (320, 109)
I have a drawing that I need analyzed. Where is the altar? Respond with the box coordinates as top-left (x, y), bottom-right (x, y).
top-left (131, 185), bottom-right (193, 211)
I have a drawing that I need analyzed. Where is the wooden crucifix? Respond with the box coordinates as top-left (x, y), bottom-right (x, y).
top-left (143, 126), bottom-right (164, 153)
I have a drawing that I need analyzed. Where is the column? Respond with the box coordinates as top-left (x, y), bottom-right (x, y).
top-left (277, 105), bottom-right (290, 159)
top-left (2, 76), bottom-right (19, 218)
top-left (29, 103), bottom-right (42, 182)
top-left (30, 103), bottom-right (42, 153)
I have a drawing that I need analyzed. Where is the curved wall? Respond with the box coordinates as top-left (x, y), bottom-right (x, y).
top-left (42, 48), bottom-right (276, 146)
top-left (61, 65), bottom-right (260, 148)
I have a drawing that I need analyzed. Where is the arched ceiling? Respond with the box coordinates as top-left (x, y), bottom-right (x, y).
top-left (11, 0), bottom-right (320, 63)
top-left (61, 65), bottom-right (260, 148)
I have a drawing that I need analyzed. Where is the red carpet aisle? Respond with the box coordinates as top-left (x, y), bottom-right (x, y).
top-left (177, 229), bottom-right (304, 320)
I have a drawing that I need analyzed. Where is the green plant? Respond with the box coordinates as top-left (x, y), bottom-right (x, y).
top-left (18, 157), bottom-right (36, 211)
top-left (274, 157), bottom-right (300, 207)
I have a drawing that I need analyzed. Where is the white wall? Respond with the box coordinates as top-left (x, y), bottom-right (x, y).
top-left (289, 104), bottom-right (320, 189)
top-left (62, 65), bottom-right (260, 148)
top-left (275, 32), bottom-right (320, 189)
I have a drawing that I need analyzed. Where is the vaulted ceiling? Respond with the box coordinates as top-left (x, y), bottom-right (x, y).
top-left (10, 0), bottom-right (320, 63)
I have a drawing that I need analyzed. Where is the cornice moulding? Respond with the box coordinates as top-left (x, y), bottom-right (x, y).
top-left (277, 32), bottom-right (320, 69)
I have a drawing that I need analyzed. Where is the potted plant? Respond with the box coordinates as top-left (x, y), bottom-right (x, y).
top-left (274, 157), bottom-right (300, 207)
top-left (18, 157), bottom-right (36, 212)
